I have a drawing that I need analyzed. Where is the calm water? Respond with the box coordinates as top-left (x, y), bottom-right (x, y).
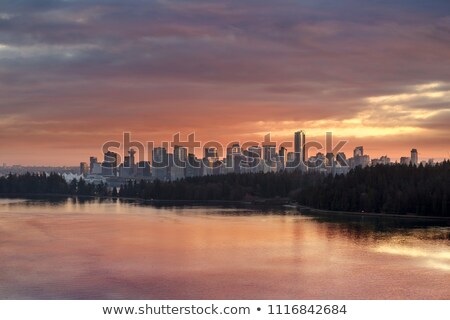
top-left (0, 198), bottom-right (449, 299)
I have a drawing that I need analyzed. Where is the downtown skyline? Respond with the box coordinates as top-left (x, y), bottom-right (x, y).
top-left (0, 0), bottom-right (450, 165)
top-left (71, 130), bottom-right (432, 185)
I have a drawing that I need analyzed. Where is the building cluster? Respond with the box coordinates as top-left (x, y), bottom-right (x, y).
top-left (80, 131), bottom-right (433, 185)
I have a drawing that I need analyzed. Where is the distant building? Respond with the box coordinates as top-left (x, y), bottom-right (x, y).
top-left (171, 145), bottom-right (187, 181)
top-left (186, 154), bottom-right (202, 178)
top-left (380, 155), bottom-right (391, 165)
top-left (119, 149), bottom-right (137, 178)
top-left (263, 145), bottom-right (276, 162)
top-left (89, 157), bottom-right (98, 174)
top-left (204, 147), bottom-right (219, 161)
top-left (411, 149), bottom-right (418, 166)
top-left (350, 147), bottom-right (370, 168)
top-left (294, 130), bottom-right (306, 165)
top-left (371, 155), bottom-right (391, 166)
top-left (325, 152), bottom-right (334, 167)
top-left (336, 152), bottom-right (348, 167)
top-left (354, 146), bottom-right (363, 157)
top-left (242, 146), bottom-right (262, 172)
top-left (79, 162), bottom-right (88, 175)
top-left (278, 146), bottom-right (286, 171)
top-left (91, 162), bottom-right (102, 174)
top-left (307, 152), bottom-right (325, 170)
top-left (136, 161), bottom-right (151, 177)
top-left (400, 157), bottom-right (411, 165)
top-left (102, 151), bottom-right (118, 176)
top-left (152, 147), bottom-right (169, 181)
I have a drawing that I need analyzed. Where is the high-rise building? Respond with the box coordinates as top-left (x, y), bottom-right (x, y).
top-left (226, 144), bottom-right (242, 174)
top-left (294, 130), bottom-right (306, 165)
top-left (226, 143), bottom-right (241, 172)
top-left (102, 151), bottom-right (118, 176)
top-left (354, 146), bottom-right (364, 157)
top-left (136, 161), bottom-right (151, 177)
top-left (350, 146), bottom-right (369, 168)
top-left (336, 152), bottom-right (347, 167)
top-left (89, 157), bottom-right (97, 174)
top-left (152, 147), bottom-right (169, 181)
top-left (262, 145), bottom-right (275, 162)
top-left (171, 145), bottom-right (187, 181)
top-left (204, 147), bottom-right (218, 161)
top-left (79, 162), bottom-right (88, 175)
top-left (186, 153), bottom-right (202, 178)
top-left (380, 155), bottom-right (391, 165)
top-left (411, 149), bottom-right (418, 166)
top-left (325, 152), bottom-right (334, 167)
top-left (128, 149), bottom-right (136, 167)
top-left (279, 146), bottom-right (286, 170)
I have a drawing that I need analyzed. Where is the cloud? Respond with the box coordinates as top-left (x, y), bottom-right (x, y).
top-left (0, 0), bottom-right (449, 164)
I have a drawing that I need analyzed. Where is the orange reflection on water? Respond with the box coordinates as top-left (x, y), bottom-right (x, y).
top-left (0, 198), bottom-right (449, 299)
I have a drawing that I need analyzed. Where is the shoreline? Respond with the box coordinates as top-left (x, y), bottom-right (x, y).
top-left (1, 193), bottom-right (449, 221)
top-left (296, 205), bottom-right (450, 221)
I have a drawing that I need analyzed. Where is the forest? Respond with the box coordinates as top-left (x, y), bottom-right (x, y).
top-left (0, 172), bottom-right (109, 197)
top-left (0, 161), bottom-right (449, 217)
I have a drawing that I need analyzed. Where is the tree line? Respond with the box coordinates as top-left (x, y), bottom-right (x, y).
top-left (0, 172), bottom-right (108, 196)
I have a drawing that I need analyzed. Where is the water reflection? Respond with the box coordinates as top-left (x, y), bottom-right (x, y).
top-left (0, 197), bottom-right (449, 299)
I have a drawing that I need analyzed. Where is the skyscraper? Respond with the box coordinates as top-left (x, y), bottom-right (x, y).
top-left (102, 151), bottom-right (118, 176)
top-left (79, 162), bottom-right (88, 175)
top-left (279, 146), bottom-right (286, 170)
top-left (152, 147), bottom-right (169, 181)
top-left (89, 156), bottom-right (97, 174)
top-left (294, 130), bottom-right (306, 165)
top-left (354, 146), bottom-right (364, 157)
top-left (171, 145), bottom-right (187, 181)
top-left (411, 149), bottom-right (418, 166)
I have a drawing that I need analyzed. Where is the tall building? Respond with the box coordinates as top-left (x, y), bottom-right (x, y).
top-left (171, 145), bottom-right (187, 181)
top-left (325, 152), bottom-right (334, 167)
top-left (411, 149), bottom-right (418, 166)
top-left (186, 153), bottom-right (202, 178)
top-left (246, 145), bottom-right (262, 172)
top-left (225, 144), bottom-right (242, 173)
top-left (102, 151), bottom-right (118, 176)
top-left (336, 152), bottom-right (347, 167)
top-left (89, 157), bottom-right (97, 174)
top-left (350, 146), bottom-right (369, 168)
top-left (226, 144), bottom-right (241, 171)
top-left (152, 147), bottom-right (169, 181)
top-left (380, 155), bottom-right (391, 165)
top-left (79, 162), bottom-right (88, 175)
top-left (279, 146), bottom-right (286, 170)
top-left (354, 146), bottom-right (364, 157)
top-left (136, 161), bottom-right (151, 177)
top-left (263, 145), bottom-right (276, 163)
top-left (128, 149), bottom-right (136, 168)
top-left (294, 130), bottom-right (306, 165)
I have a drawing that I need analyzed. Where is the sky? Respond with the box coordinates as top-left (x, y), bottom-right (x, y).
top-left (0, 0), bottom-right (449, 165)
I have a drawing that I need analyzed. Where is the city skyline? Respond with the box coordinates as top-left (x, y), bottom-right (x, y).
top-left (1, 0), bottom-right (450, 165)
top-left (0, 131), bottom-right (436, 167)
top-left (61, 130), bottom-right (435, 186)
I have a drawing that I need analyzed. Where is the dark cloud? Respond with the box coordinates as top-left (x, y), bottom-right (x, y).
top-left (0, 0), bottom-right (449, 164)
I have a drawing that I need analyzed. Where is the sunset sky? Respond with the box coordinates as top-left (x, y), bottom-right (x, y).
top-left (0, 0), bottom-right (449, 165)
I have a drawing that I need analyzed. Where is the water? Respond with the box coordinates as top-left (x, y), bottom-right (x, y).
top-left (0, 197), bottom-right (449, 299)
